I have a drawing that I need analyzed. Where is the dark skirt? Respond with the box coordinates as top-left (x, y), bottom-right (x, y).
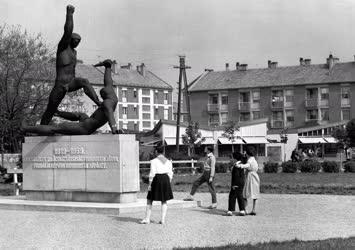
top-left (147, 174), bottom-right (173, 202)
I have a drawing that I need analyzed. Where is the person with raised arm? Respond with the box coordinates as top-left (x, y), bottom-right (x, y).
top-left (41, 5), bottom-right (102, 125)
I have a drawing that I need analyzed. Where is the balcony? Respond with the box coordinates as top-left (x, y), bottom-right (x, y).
top-left (271, 120), bottom-right (284, 129)
top-left (209, 121), bottom-right (220, 127)
top-left (305, 98), bottom-right (319, 108)
top-left (319, 99), bottom-right (329, 107)
top-left (271, 100), bottom-right (284, 110)
top-left (238, 102), bottom-right (251, 111)
top-left (207, 104), bottom-right (228, 112)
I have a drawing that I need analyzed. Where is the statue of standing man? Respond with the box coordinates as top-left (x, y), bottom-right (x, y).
top-left (40, 5), bottom-right (102, 125)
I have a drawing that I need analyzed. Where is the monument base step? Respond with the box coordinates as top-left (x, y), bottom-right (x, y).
top-left (0, 196), bottom-right (200, 215)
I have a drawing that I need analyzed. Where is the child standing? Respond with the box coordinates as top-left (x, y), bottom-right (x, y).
top-left (226, 152), bottom-right (247, 216)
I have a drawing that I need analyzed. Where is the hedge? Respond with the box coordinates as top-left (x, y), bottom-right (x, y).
top-left (300, 159), bottom-right (321, 173)
top-left (263, 162), bottom-right (279, 173)
top-left (344, 161), bottom-right (355, 173)
top-left (321, 161), bottom-right (340, 173)
top-left (281, 161), bottom-right (298, 173)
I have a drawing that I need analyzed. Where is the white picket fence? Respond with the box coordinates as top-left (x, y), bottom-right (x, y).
top-left (140, 159), bottom-right (200, 174)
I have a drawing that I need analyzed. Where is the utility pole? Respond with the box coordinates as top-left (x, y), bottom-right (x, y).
top-left (174, 56), bottom-right (191, 152)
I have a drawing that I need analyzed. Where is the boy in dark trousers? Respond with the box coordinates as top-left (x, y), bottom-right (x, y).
top-left (226, 152), bottom-right (246, 216)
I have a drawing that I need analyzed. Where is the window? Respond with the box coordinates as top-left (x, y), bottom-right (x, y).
top-left (134, 123), bottom-right (139, 131)
top-left (306, 88), bottom-right (317, 99)
top-left (252, 90), bottom-right (260, 103)
top-left (154, 107), bottom-right (159, 118)
top-left (142, 97), bottom-right (150, 103)
top-left (133, 106), bottom-right (137, 115)
top-left (142, 105), bottom-right (150, 111)
top-left (341, 86), bottom-right (350, 106)
top-left (122, 107), bottom-right (127, 114)
top-left (239, 92), bottom-right (250, 102)
top-left (306, 109), bottom-right (318, 120)
top-left (164, 109), bottom-right (169, 120)
top-left (341, 109), bottom-right (350, 120)
top-left (285, 89), bottom-right (294, 106)
top-left (271, 90), bottom-right (283, 102)
top-left (164, 93), bottom-right (169, 101)
top-left (209, 94), bottom-right (218, 104)
top-left (252, 111), bottom-right (260, 120)
top-left (142, 89), bottom-right (150, 96)
top-left (320, 88), bottom-right (329, 100)
top-left (320, 109), bottom-right (329, 121)
top-left (209, 114), bottom-right (219, 124)
top-left (154, 92), bottom-right (159, 102)
top-left (240, 112), bottom-right (251, 121)
top-left (221, 95), bottom-right (228, 105)
top-left (220, 113), bottom-right (228, 124)
top-left (133, 90), bottom-right (137, 98)
top-left (143, 113), bottom-right (150, 119)
top-left (143, 121), bottom-right (151, 128)
top-left (285, 110), bottom-right (294, 127)
top-left (122, 90), bottom-right (127, 98)
top-left (272, 111), bottom-right (283, 121)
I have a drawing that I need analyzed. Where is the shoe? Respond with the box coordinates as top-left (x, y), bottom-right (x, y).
top-left (208, 203), bottom-right (217, 209)
top-left (249, 211), bottom-right (256, 216)
top-left (158, 221), bottom-right (165, 225)
top-left (239, 211), bottom-right (246, 216)
top-left (226, 211), bottom-right (233, 216)
top-left (183, 196), bottom-right (194, 201)
top-left (139, 219), bottom-right (150, 224)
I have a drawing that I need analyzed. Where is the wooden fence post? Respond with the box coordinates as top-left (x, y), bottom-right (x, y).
top-left (191, 159), bottom-right (195, 175)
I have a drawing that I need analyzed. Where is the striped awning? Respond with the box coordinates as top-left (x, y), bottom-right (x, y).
top-left (298, 137), bottom-right (327, 144)
top-left (242, 137), bottom-right (269, 144)
top-left (218, 137), bottom-right (244, 144)
top-left (323, 137), bottom-right (338, 143)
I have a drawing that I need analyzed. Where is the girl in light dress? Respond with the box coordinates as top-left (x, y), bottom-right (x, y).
top-left (140, 146), bottom-right (173, 225)
top-left (236, 147), bottom-right (260, 215)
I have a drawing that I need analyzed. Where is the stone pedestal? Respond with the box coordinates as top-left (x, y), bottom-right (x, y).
top-left (22, 134), bottom-right (139, 203)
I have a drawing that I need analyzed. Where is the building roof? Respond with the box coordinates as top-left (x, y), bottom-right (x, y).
top-left (188, 61), bottom-right (355, 92)
top-left (76, 64), bottom-right (173, 90)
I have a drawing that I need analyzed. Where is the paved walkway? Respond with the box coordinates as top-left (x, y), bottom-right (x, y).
top-left (0, 193), bottom-right (354, 249)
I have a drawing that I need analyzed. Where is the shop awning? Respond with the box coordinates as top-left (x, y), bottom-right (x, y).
top-left (323, 137), bottom-right (338, 143)
top-left (298, 137), bottom-right (327, 144)
top-left (218, 137), bottom-right (244, 144)
top-left (196, 137), bottom-right (215, 145)
top-left (242, 137), bottom-right (269, 144)
top-left (164, 138), bottom-right (183, 145)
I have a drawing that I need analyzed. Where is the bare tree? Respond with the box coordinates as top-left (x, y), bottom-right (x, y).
top-left (0, 24), bottom-right (55, 152)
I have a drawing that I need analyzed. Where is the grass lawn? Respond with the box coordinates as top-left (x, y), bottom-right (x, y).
top-left (141, 172), bottom-right (355, 195)
top-left (175, 237), bottom-right (355, 250)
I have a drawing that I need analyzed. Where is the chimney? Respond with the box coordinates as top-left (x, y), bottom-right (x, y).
top-left (112, 60), bottom-right (117, 74)
top-left (136, 65), bottom-right (140, 73)
top-left (239, 64), bottom-right (248, 71)
top-left (268, 60), bottom-right (272, 68)
top-left (236, 62), bottom-right (240, 70)
top-left (304, 59), bottom-right (311, 66)
top-left (121, 63), bottom-right (132, 70)
top-left (299, 57), bottom-right (304, 66)
top-left (326, 54), bottom-right (335, 70)
top-left (139, 63), bottom-right (146, 77)
top-left (225, 63), bottom-right (229, 71)
top-left (269, 61), bottom-right (278, 69)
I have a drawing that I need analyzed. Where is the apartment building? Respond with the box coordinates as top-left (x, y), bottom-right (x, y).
top-left (71, 62), bottom-right (173, 132)
top-left (188, 54), bottom-right (355, 132)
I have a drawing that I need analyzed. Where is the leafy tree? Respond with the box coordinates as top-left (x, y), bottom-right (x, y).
top-left (182, 122), bottom-right (205, 156)
top-left (222, 121), bottom-right (239, 153)
top-left (332, 126), bottom-right (349, 150)
top-left (0, 24), bottom-right (55, 152)
top-left (346, 119), bottom-right (355, 147)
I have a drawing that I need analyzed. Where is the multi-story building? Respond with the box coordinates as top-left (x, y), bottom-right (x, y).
top-left (186, 54), bottom-right (355, 161)
top-left (69, 62), bottom-right (173, 132)
top-left (188, 54), bottom-right (355, 130)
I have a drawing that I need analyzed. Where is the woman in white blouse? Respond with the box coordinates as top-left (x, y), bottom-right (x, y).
top-left (236, 147), bottom-right (260, 215)
top-left (140, 146), bottom-right (173, 224)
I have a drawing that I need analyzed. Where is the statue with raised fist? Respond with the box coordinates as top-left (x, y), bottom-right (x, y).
top-left (40, 5), bottom-right (102, 125)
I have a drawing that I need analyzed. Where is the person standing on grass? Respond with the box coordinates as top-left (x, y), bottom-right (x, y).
top-left (184, 146), bottom-right (217, 209)
top-left (226, 152), bottom-right (247, 216)
top-left (236, 147), bottom-right (260, 215)
top-left (140, 146), bottom-right (173, 225)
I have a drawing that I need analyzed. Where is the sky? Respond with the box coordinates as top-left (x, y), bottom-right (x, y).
top-left (1, 0), bottom-right (355, 93)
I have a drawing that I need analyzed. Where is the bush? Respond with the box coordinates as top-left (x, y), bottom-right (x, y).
top-left (215, 162), bottom-right (229, 173)
top-left (322, 161), bottom-right (340, 173)
top-left (344, 161), bottom-right (355, 173)
top-left (263, 162), bottom-right (279, 173)
top-left (300, 159), bottom-right (321, 173)
top-left (281, 161), bottom-right (298, 173)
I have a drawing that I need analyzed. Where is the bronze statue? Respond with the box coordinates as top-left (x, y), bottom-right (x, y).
top-left (40, 5), bottom-right (102, 125)
top-left (23, 60), bottom-right (121, 135)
